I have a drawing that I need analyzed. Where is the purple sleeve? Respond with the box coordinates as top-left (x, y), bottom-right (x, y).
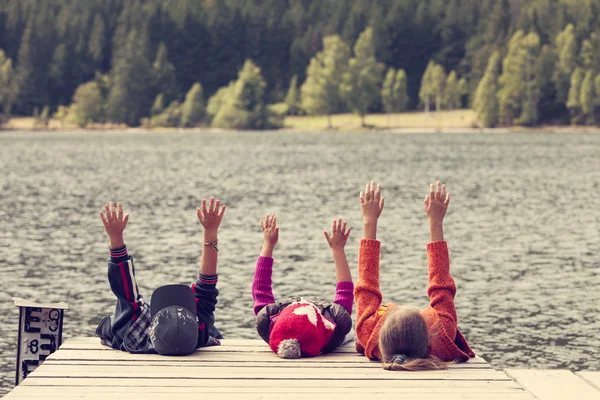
top-left (252, 256), bottom-right (275, 315)
top-left (333, 281), bottom-right (354, 314)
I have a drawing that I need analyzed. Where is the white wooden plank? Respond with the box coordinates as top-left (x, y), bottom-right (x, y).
top-left (506, 369), bottom-right (600, 400)
top-left (26, 364), bottom-right (510, 380)
top-left (4, 386), bottom-right (535, 400)
top-left (58, 338), bottom-right (488, 364)
top-left (576, 371), bottom-right (600, 392)
top-left (21, 377), bottom-right (523, 389)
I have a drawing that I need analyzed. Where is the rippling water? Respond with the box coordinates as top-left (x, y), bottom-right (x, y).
top-left (1, 130), bottom-right (599, 395)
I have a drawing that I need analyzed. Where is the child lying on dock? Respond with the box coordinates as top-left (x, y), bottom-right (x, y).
top-left (355, 181), bottom-right (475, 370)
top-left (251, 214), bottom-right (353, 358)
top-left (95, 199), bottom-right (225, 355)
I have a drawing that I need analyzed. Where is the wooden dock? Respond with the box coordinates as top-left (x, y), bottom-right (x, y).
top-left (3, 338), bottom-right (600, 399)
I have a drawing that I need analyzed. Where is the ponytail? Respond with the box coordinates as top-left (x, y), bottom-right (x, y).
top-left (382, 355), bottom-right (451, 371)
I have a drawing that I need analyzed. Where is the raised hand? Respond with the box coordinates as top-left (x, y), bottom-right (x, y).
top-left (99, 202), bottom-right (129, 248)
top-left (261, 214), bottom-right (279, 247)
top-left (360, 181), bottom-right (384, 239)
top-left (324, 218), bottom-right (351, 249)
top-left (260, 214), bottom-right (279, 258)
top-left (424, 181), bottom-right (449, 242)
top-left (424, 181), bottom-right (449, 224)
top-left (197, 197), bottom-right (226, 233)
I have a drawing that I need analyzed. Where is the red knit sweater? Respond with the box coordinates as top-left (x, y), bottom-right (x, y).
top-left (354, 239), bottom-right (475, 362)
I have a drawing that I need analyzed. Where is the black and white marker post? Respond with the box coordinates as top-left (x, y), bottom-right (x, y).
top-left (12, 298), bottom-right (68, 386)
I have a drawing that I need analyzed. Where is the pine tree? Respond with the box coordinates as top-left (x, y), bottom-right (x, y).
top-left (431, 63), bottom-right (446, 112)
top-left (0, 50), bottom-right (18, 122)
top-left (444, 70), bottom-right (460, 110)
top-left (381, 68), bottom-right (396, 114)
top-left (88, 13), bottom-right (106, 65)
top-left (393, 69), bottom-right (408, 113)
top-left (419, 61), bottom-right (436, 113)
top-left (153, 42), bottom-right (179, 105)
top-left (284, 75), bottom-right (300, 115)
top-left (498, 31), bottom-right (541, 126)
top-left (180, 83), bottom-right (205, 127)
top-left (106, 29), bottom-right (154, 126)
top-left (552, 24), bottom-right (577, 104)
top-left (566, 67), bottom-right (583, 123)
top-left (300, 35), bottom-right (350, 128)
top-left (473, 50), bottom-right (501, 128)
top-left (340, 27), bottom-right (384, 126)
top-left (580, 69), bottom-right (595, 125)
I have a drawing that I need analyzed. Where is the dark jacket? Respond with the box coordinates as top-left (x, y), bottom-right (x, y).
top-left (96, 246), bottom-right (220, 353)
top-left (256, 296), bottom-right (352, 354)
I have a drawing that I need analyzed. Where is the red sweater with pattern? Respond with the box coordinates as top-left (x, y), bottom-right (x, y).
top-left (354, 239), bottom-right (475, 362)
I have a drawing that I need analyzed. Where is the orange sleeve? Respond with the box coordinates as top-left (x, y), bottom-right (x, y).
top-left (426, 241), bottom-right (458, 340)
top-left (354, 239), bottom-right (383, 350)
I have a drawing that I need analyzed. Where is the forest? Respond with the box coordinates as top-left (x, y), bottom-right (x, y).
top-left (1, 0), bottom-right (600, 129)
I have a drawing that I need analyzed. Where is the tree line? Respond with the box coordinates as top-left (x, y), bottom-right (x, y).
top-left (2, 0), bottom-right (600, 129)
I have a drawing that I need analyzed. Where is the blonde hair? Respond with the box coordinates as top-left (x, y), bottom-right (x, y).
top-left (379, 306), bottom-right (450, 371)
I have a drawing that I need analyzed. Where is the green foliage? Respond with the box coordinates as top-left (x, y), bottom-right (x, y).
top-left (566, 67), bottom-right (583, 120)
top-left (300, 35), bottom-right (350, 127)
top-left (0, 50), bottom-right (18, 122)
top-left (180, 83), bottom-right (206, 127)
top-left (498, 31), bottom-right (541, 126)
top-left (69, 81), bottom-right (104, 127)
top-left (212, 60), bottom-right (272, 129)
top-left (340, 27), bottom-right (384, 126)
top-left (39, 106), bottom-right (50, 127)
top-left (106, 29), bottom-right (154, 126)
top-left (144, 101), bottom-right (182, 128)
top-left (153, 42), bottom-right (179, 106)
top-left (473, 51), bottom-right (501, 128)
top-left (580, 70), bottom-right (595, 124)
top-left (151, 94), bottom-right (165, 116)
top-left (284, 75), bottom-right (300, 116)
top-left (381, 68), bottom-right (408, 115)
top-left (419, 61), bottom-right (436, 112)
top-left (206, 84), bottom-right (234, 120)
top-left (6, 0), bottom-right (600, 127)
top-left (444, 71), bottom-right (461, 110)
top-left (553, 24), bottom-right (577, 104)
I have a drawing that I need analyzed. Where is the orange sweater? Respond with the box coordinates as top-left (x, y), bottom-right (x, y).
top-left (354, 239), bottom-right (475, 362)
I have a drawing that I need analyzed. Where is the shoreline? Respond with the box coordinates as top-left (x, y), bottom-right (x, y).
top-left (2, 125), bottom-right (600, 135)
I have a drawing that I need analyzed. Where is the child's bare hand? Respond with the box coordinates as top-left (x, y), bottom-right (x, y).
top-left (324, 218), bottom-right (351, 249)
top-left (261, 214), bottom-right (279, 247)
top-left (100, 202), bottom-right (129, 248)
top-left (197, 198), bottom-right (226, 232)
top-left (424, 181), bottom-right (449, 224)
top-left (360, 181), bottom-right (385, 224)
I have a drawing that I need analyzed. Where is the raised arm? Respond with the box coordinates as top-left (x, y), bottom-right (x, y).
top-left (193, 197), bottom-right (226, 346)
top-left (324, 218), bottom-right (354, 314)
top-left (424, 182), bottom-right (458, 337)
top-left (354, 182), bottom-right (386, 350)
top-left (252, 214), bottom-right (278, 315)
top-left (97, 203), bottom-right (146, 350)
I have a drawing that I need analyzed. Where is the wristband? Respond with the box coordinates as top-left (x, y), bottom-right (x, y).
top-left (204, 239), bottom-right (219, 252)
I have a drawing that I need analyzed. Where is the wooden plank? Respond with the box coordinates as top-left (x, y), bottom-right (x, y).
top-left (44, 350), bottom-right (491, 369)
top-left (58, 338), bottom-right (489, 364)
top-left (506, 369), bottom-right (600, 400)
top-left (42, 359), bottom-right (490, 370)
top-left (576, 371), bottom-right (600, 391)
top-left (4, 386), bottom-right (535, 400)
top-left (26, 364), bottom-right (510, 380)
top-left (20, 377), bottom-right (523, 389)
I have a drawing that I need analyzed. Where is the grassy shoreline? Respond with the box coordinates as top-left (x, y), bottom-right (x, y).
top-left (2, 110), bottom-right (599, 133)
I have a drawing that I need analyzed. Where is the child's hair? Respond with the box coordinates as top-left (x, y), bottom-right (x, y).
top-left (379, 306), bottom-right (450, 371)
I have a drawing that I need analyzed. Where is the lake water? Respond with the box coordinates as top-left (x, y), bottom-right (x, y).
top-left (0, 130), bottom-right (599, 395)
